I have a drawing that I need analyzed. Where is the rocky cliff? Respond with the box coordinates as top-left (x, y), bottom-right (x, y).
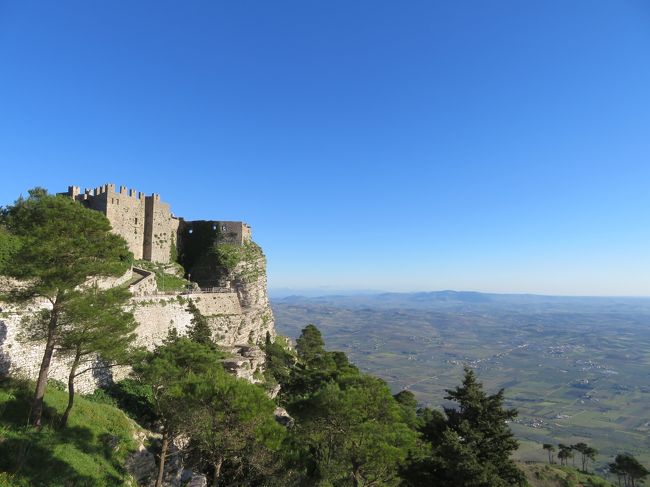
top-left (0, 244), bottom-right (276, 392)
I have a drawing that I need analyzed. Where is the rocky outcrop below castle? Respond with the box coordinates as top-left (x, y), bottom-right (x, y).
top-left (0, 247), bottom-right (275, 391)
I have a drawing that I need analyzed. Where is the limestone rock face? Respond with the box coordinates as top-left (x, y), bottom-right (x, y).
top-left (211, 249), bottom-right (276, 344)
top-left (221, 344), bottom-right (266, 383)
top-left (125, 449), bottom-right (156, 484)
top-left (274, 407), bottom-right (295, 428)
top-left (0, 243), bottom-right (277, 392)
top-left (185, 475), bottom-right (207, 487)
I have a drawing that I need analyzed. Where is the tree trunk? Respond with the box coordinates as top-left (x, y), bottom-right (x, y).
top-left (155, 431), bottom-right (170, 487)
top-left (351, 460), bottom-right (361, 487)
top-left (60, 349), bottom-right (81, 428)
top-left (31, 306), bottom-right (59, 427)
top-left (212, 458), bottom-right (222, 487)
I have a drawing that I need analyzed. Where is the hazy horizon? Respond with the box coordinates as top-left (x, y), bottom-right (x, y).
top-left (269, 286), bottom-right (650, 300)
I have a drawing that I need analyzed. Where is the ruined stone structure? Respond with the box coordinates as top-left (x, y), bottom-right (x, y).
top-left (1, 184), bottom-right (275, 393)
top-left (60, 183), bottom-right (252, 266)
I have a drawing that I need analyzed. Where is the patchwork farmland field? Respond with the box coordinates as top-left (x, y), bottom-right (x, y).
top-left (273, 292), bottom-right (650, 471)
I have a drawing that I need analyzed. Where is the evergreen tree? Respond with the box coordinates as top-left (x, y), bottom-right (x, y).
top-left (186, 300), bottom-right (214, 347)
top-left (0, 225), bottom-right (19, 275)
top-left (443, 368), bottom-right (523, 485)
top-left (572, 442), bottom-right (597, 472)
top-left (292, 374), bottom-right (417, 487)
top-left (402, 368), bottom-right (525, 487)
top-left (584, 446), bottom-right (597, 473)
top-left (53, 286), bottom-right (137, 427)
top-left (295, 324), bottom-right (326, 365)
top-left (132, 337), bottom-right (225, 487)
top-left (558, 444), bottom-right (573, 466)
top-left (393, 389), bottom-right (419, 426)
top-left (543, 443), bottom-right (556, 464)
top-left (609, 454), bottom-right (649, 487)
top-left (187, 368), bottom-right (286, 486)
top-left (283, 325), bottom-right (361, 403)
top-left (2, 192), bottom-right (131, 427)
top-left (263, 332), bottom-right (295, 391)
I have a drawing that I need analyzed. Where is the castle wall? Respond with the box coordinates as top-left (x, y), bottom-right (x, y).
top-left (213, 221), bottom-right (251, 245)
top-left (129, 296), bottom-right (194, 347)
top-left (104, 186), bottom-right (147, 260)
top-left (129, 268), bottom-right (158, 297)
top-left (143, 196), bottom-right (179, 264)
top-left (0, 300), bottom-right (113, 393)
top-left (189, 293), bottom-right (242, 316)
top-left (62, 184), bottom-right (251, 267)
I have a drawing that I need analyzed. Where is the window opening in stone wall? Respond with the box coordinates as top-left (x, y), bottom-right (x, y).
top-left (135, 218), bottom-right (138, 224)
top-left (222, 225), bottom-right (227, 231)
top-left (188, 228), bottom-right (193, 234)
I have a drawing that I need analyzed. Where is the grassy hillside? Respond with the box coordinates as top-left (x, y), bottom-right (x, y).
top-left (0, 379), bottom-right (141, 486)
top-left (522, 463), bottom-right (616, 487)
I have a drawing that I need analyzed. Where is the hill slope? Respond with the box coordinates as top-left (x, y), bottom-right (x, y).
top-left (522, 463), bottom-right (615, 487)
top-left (0, 379), bottom-right (142, 486)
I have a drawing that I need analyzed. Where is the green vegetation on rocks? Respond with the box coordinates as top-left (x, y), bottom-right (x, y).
top-left (133, 260), bottom-right (190, 292)
top-left (0, 226), bottom-right (19, 276)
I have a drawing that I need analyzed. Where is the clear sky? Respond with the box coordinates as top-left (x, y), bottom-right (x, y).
top-left (1, 1), bottom-right (650, 296)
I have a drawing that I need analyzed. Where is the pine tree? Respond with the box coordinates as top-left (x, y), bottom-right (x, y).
top-left (295, 324), bottom-right (326, 365)
top-left (403, 368), bottom-right (525, 486)
top-left (543, 443), bottom-right (556, 464)
top-left (132, 337), bottom-right (225, 487)
top-left (572, 442), bottom-right (597, 472)
top-left (2, 191), bottom-right (131, 427)
top-left (53, 286), bottom-right (138, 427)
top-left (292, 374), bottom-right (418, 487)
top-left (609, 454), bottom-right (649, 487)
top-left (186, 300), bottom-right (214, 347)
top-left (187, 368), bottom-right (286, 486)
top-left (558, 444), bottom-right (573, 466)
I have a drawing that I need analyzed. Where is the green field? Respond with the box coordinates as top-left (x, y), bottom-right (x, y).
top-left (273, 293), bottom-right (650, 472)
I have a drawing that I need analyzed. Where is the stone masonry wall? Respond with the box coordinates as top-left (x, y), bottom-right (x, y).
top-left (143, 196), bottom-right (180, 264)
top-left (63, 184), bottom-right (252, 267)
top-left (105, 186), bottom-right (147, 261)
top-left (129, 268), bottom-right (158, 297)
top-left (0, 300), bottom-right (114, 393)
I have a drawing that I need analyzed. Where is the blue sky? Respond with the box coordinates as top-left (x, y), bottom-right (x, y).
top-left (1, 1), bottom-right (650, 295)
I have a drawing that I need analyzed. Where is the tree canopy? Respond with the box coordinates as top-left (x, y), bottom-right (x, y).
top-left (402, 367), bottom-right (525, 487)
top-left (1, 191), bottom-right (132, 427)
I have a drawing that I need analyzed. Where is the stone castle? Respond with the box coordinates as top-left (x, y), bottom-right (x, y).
top-left (1, 184), bottom-right (276, 392)
top-left (61, 183), bottom-right (251, 266)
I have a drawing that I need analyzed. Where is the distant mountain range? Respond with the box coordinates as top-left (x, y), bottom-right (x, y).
top-left (273, 289), bottom-right (650, 313)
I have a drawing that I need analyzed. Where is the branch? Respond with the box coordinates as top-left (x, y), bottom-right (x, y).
top-left (74, 360), bottom-right (134, 377)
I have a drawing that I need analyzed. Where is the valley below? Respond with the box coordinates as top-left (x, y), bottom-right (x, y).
top-left (272, 291), bottom-right (650, 472)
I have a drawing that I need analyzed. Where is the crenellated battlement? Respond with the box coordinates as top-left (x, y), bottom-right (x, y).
top-left (59, 183), bottom-right (252, 265)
